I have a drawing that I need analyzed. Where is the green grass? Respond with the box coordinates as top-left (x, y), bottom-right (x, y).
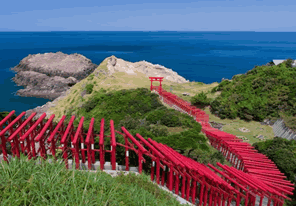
top-left (203, 107), bottom-right (274, 144)
top-left (0, 155), bottom-right (185, 206)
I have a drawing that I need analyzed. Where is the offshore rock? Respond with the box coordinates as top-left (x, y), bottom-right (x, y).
top-left (24, 88), bottom-right (73, 119)
top-left (12, 52), bottom-right (97, 100)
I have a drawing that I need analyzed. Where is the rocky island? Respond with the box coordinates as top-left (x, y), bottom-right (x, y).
top-left (12, 52), bottom-right (98, 100)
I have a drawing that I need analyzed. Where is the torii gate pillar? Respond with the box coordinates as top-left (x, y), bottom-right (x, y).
top-left (149, 77), bottom-right (164, 94)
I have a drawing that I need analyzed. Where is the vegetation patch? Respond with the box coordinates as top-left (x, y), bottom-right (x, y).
top-left (191, 91), bottom-right (212, 109)
top-left (202, 107), bottom-right (274, 144)
top-left (85, 83), bottom-right (94, 94)
top-left (0, 156), bottom-right (184, 206)
top-left (59, 87), bottom-right (228, 168)
top-left (209, 60), bottom-right (296, 122)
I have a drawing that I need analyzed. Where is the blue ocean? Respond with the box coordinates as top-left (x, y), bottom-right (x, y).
top-left (1, 31), bottom-right (296, 115)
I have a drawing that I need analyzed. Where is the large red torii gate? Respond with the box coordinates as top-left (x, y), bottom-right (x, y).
top-left (149, 77), bottom-right (164, 94)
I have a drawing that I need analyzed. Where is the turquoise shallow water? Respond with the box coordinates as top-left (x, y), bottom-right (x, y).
top-left (0, 31), bottom-right (296, 115)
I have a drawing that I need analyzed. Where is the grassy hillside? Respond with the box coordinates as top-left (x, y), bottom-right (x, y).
top-left (209, 60), bottom-right (296, 123)
top-left (203, 107), bottom-right (274, 144)
top-left (0, 156), bottom-right (184, 206)
top-left (57, 87), bottom-right (227, 168)
top-left (48, 57), bottom-right (219, 121)
top-left (44, 55), bottom-right (278, 147)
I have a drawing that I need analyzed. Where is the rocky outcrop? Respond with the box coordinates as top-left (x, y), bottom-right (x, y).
top-left (12, 52), bottom-right (97, 100)
top-left (24, 87), bottom-right (73, 119)
top-left (107, 56), bottom-right (189, 84)
top-left (24, 55), bottom-right (190, 119)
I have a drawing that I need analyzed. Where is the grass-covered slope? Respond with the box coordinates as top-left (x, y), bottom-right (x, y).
top-left (210, 60), bottom-right (296, 123)
top-left (60, 87), bottom-right (227, 167)
top-left (202, 107), bottom-right (274, 144)
top-left (0, 156), bottom-right (184, 206)
top-left (48, 56), bottom-right (219, 121)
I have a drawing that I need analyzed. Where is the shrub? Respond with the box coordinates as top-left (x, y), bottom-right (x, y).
top-left (145, 109), bottom-right (182, 127)
top-left (149, 124), bottom-right (169, 137)
top-left (191, 91), bottom-right (211, 108)
top-left (129, 127), bottom-right (155, 139)
top-left (82, 97), bottom-right (98, 112)
top-left (85, 84), bottom-right (94, 94)
top-left (214, 79), bottom-right (231, 92)
top-left (283, 58), bottom-right (294, 68)
top-left (118, 115), bottom-right (140, 130)
top-left (160, 111), bottom-right (182, 127)
top-left (87, 74), bottom-right (95, 80)
top-left (145, 110), bottom-right (166, 125)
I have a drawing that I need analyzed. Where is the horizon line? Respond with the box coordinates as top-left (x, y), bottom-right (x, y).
top-left (1, 30), bottom-right (296, 32)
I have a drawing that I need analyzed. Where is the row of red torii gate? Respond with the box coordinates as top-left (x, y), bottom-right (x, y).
top-left (0, 77), bottom-right (294, 206)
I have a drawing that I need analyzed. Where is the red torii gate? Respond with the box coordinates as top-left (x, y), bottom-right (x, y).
top-left (149, 77), bottom-right (164, 94)
top-left (149, 77), bottom-right (294, 206)
top-left (0, 75), bottom-right (294, 206)
top-left (0, 110), bottom-right (252, 205)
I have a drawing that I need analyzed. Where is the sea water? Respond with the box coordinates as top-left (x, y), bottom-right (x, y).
top-left (0, 31), bottom-right (296, 115)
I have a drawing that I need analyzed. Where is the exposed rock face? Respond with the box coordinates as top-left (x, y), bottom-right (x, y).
top-left (24, 55), bottom-right (190, 118)
top-left (24, 88), bottom-right (73, 119)
top-left (12, 52), bottom-right (97, 100)
top-left (107, 56), bottom-right (189, 84)
top-left (209, 121), bottom-right (224, 130)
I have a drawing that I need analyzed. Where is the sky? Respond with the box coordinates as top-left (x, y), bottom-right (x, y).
top-left (1, 0), bottom-right (296, 32)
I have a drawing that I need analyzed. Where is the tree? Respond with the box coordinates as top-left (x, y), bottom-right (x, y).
top-left (154, 125), bottom-right (209, 157)
top-left (191, 91), bottom-right (212, 108)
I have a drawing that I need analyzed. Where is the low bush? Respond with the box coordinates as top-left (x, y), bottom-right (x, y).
top-left (145, 109), bottom-right (182, 127)
top-left (85, 83), bottom-right (94, 94)
top-left (191, 91), bottom-right (212, 108)
top-left (118, 115), bottom-right (140, 130)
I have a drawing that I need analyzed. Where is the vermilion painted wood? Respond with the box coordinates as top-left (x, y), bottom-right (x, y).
top-left (99, 118), bottom-right (105, 170)
top-left (72, 117), bottom-right (85, 169)
top-left (85, 117), bottom-right (95, 169)
top-left (8, 112), bottom-right (37, 159)
top-left (0, 110), bottom-right (15, 128)
top-left (150, 82), bottom-right (294, 206)
top-left (61, 115), bottom-right (76, 168)
top-left (20, 113), bottom-right (47, 159)
top-left (0, 111), bottom-right (26, 161)
top-left (110, 119), bottom-right (117, 170)
top-left (35, 114), bottom-right (55, 159)
top-left (0, 76), bottom-right (294, 206)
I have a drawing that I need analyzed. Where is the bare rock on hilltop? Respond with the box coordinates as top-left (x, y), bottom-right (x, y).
top-left (106, 56), bottom-right (189, 84)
